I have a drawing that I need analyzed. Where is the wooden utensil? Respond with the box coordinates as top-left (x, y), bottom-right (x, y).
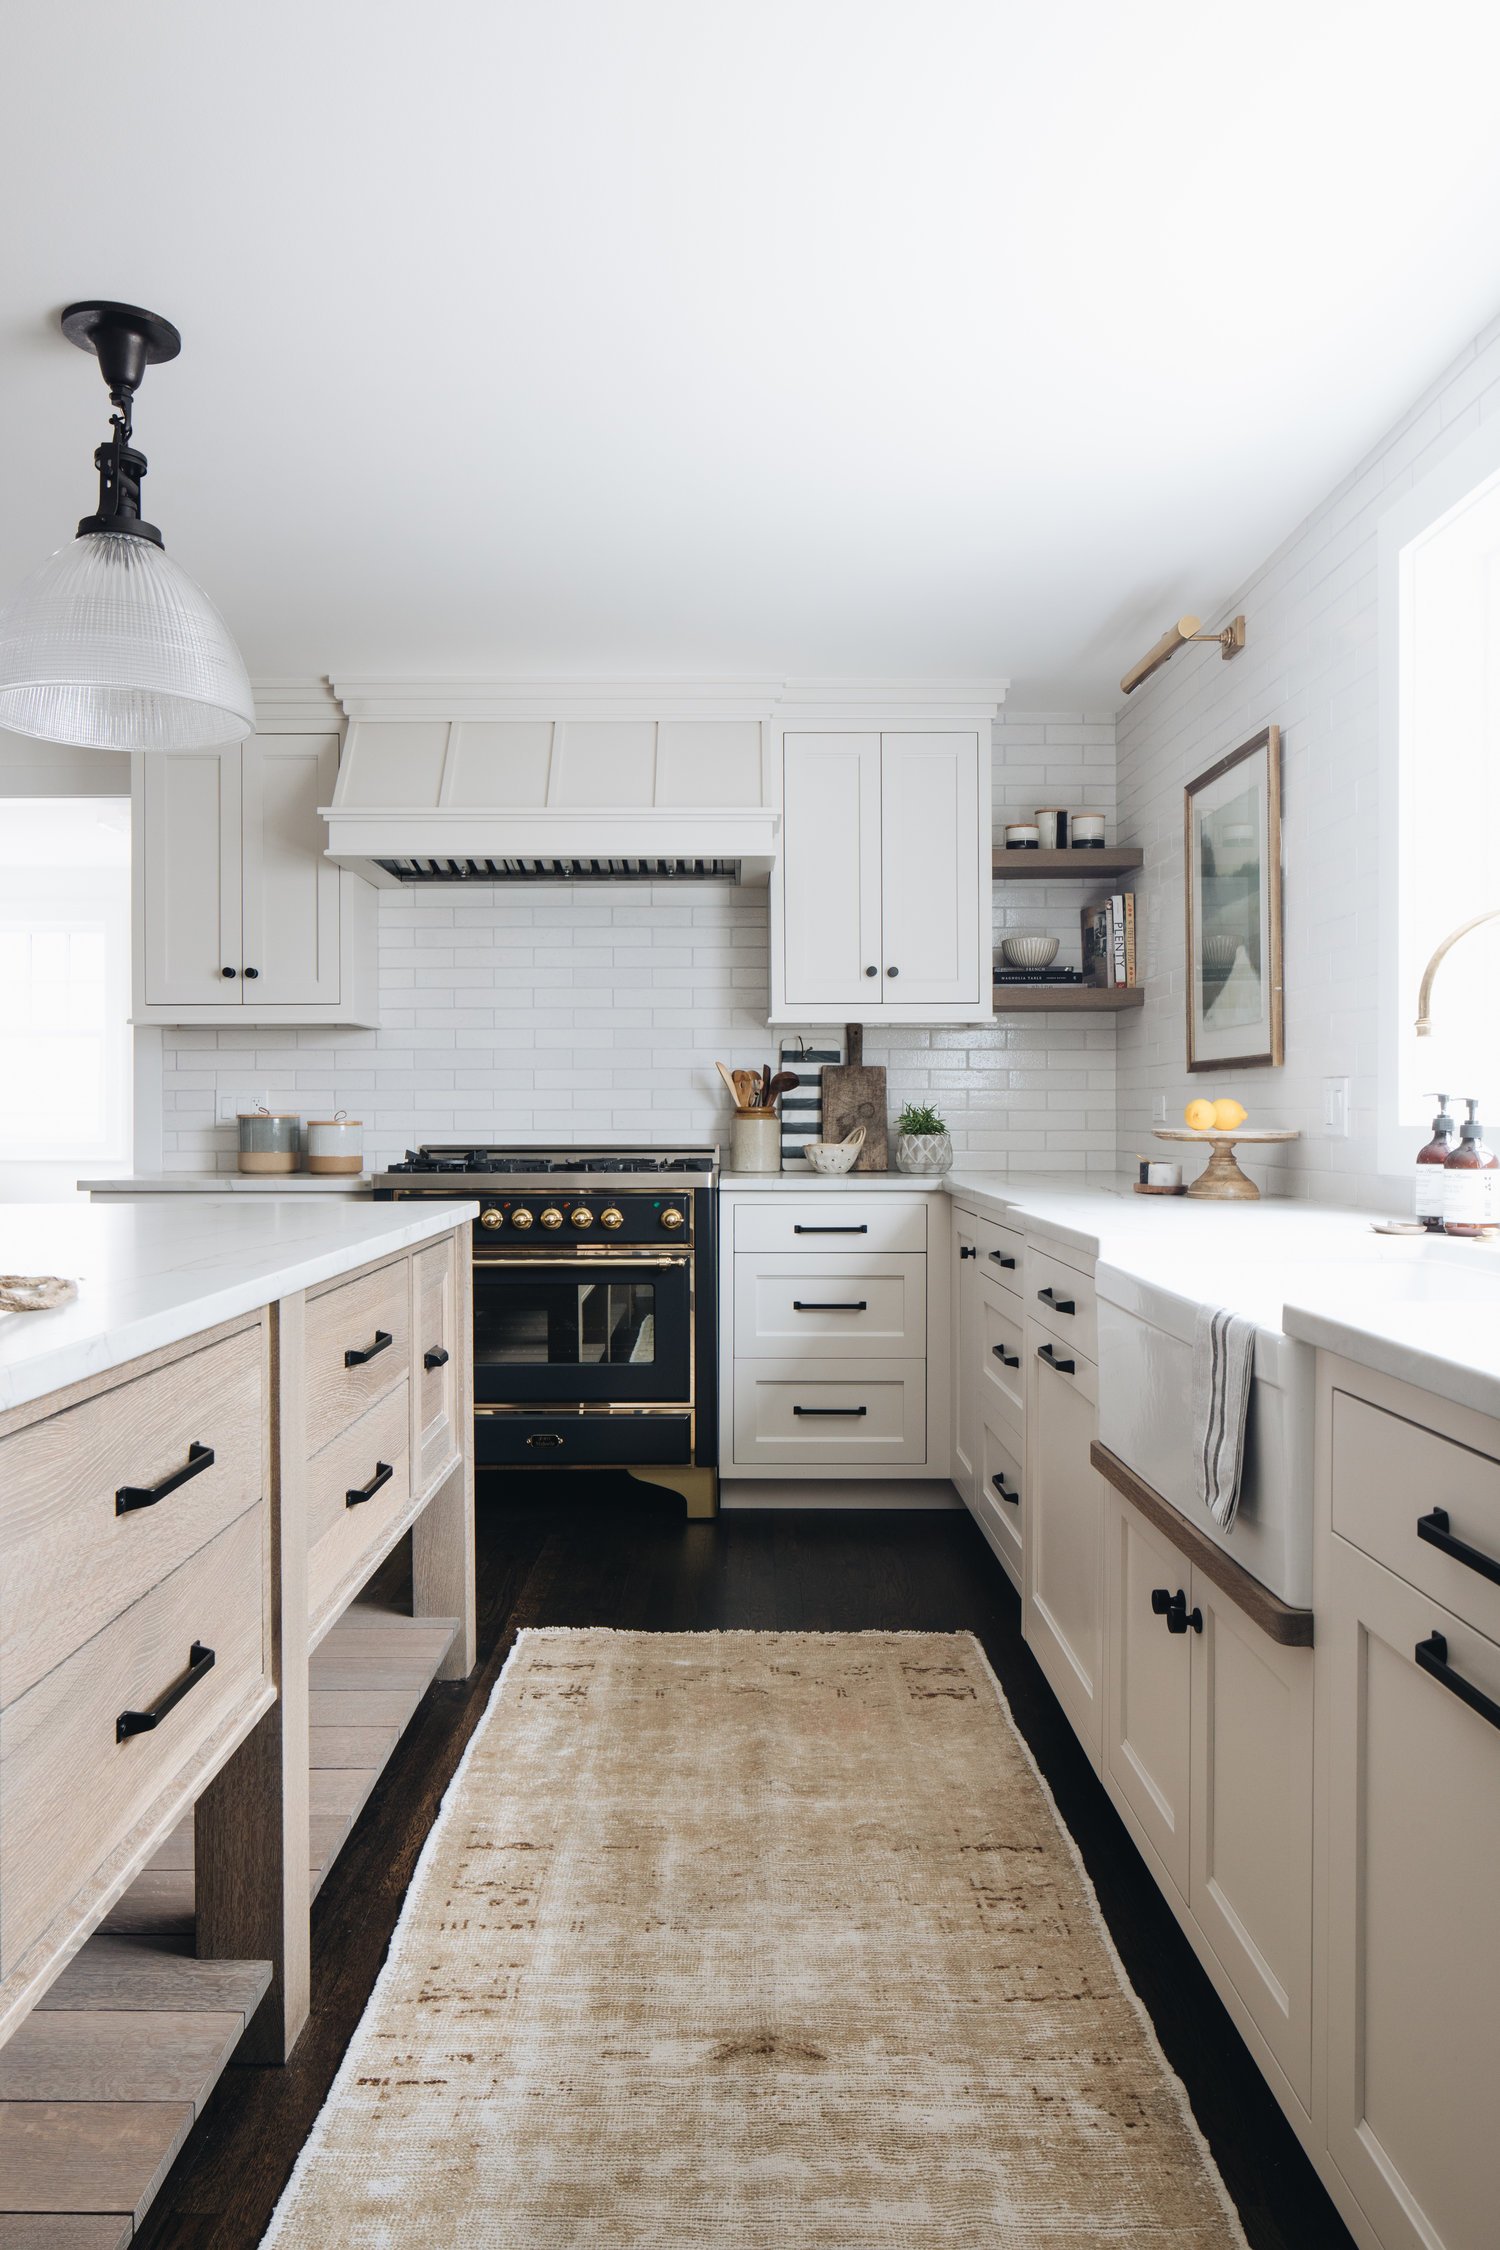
top-left (765, 1071), bottom-right (799, 1109)
top-left (731, 1069), bottom-right (760, 1109)
top-left (820, 1023), bottom-right (888, 1170)
top-left (714, 1060), bottom-right (742, 1107)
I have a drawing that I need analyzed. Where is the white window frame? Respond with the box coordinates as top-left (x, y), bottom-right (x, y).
top-left (0, 867), bottom-right (132, 1167)
top-left (1377, 415), bottom-right (1500, 1177)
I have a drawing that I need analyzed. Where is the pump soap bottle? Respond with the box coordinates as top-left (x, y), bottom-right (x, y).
top-left (1416, 1093), bottom-right (1455, 1231)
top-left (1443, 1099), bottom-right (1499, 1238)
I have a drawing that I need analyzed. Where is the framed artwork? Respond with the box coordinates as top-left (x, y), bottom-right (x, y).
top-left (1184, 724), bottom-right (1283, 1072)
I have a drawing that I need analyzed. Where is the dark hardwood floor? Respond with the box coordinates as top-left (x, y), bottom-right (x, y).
top-left (138, 1478), bottom-right (1353, 2250)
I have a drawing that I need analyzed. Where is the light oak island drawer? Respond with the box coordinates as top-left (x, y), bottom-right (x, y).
top-left (305, 1256), bottom-right (411, 1454)
top-left (1332, 1388), bottom-right (1500, 1641)
top-left (733, 1359), bottom-right (926, 1465)
top-left (0, 1323), bottom-right (264, 1708)
top-left (0, 1502), bottom-right (267, 1978)
top-left (306, 1382), bottom-right (413, 1629)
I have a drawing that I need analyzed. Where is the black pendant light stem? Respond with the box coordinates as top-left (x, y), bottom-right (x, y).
top-left (61, 300), bottom-right (182, 549)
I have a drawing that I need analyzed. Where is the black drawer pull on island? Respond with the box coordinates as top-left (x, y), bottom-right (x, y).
top-left (346, 1460), bottom-right (394, 1508)
top-left (116, 1441), bottom-right (215, 1515)
top-left (344, 1329), bottom-right (393, 1368)
top-left (117, 1642), bottom-right (216, 1741)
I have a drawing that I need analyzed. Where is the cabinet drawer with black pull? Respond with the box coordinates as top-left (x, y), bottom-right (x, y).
top-left (305, 1383), bottom-right (412, 1629)
top-left (1024, 1243), bottom-right (1098, 1359)
top-left (305, 1254), bottom-right (411, 1455)
top-left (733, 1254), bottom-right (927, 1359)
top-left (0, 1321), bottom-right (265, 1708)
top-left (732, 1358), bottom-right (926, 1465)
top-left (0, 1502), bottom-right (268, 1979)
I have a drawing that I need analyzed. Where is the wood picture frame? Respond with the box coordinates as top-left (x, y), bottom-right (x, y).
top-left (1184, 725), bottom-right (1283, 1072)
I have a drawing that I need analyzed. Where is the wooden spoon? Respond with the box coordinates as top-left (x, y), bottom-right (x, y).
top-left (714, 1060), bottom-right (742, 1106)
top-left (732, 1069), bottom-right (760, 1109)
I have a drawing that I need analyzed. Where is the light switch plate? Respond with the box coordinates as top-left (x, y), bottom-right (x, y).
top-left (1152, 1094), bottom-right (1168, 1124)
top-left (217, 1090), bottom-right (267, 1125)
top-left (1323, 1077), bottom-right (1350, 1137)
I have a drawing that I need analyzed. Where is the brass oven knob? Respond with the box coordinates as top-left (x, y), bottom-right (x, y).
top-left (480, 1208), bottom-right (502, 1229)
top-left (509, 1208), bottom-right (534, 1230)
top-left (570, 1206), bottom-right (594, 1229)
top-left (659, 1206), bottom-right (685, 1231)
top-left (540, 1206), bottom-right (564, 1229)
top-left (600, 1206), bottom-right (624, 1230)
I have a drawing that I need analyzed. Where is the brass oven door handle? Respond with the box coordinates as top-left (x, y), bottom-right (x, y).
top-left (472, 1254), bottom-right (688, 1268)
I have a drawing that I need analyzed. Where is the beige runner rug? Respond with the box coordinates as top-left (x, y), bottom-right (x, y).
top-left (264, 1629), bottom-right (1246, 2247)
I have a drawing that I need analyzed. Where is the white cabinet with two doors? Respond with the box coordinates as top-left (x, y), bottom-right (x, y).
top-left (721, 1189), bottom-right (948, 1482)
top-left (132, 728), bottom-right (378, 1025)
top-left (772, 719), bottom-right (994, 1023)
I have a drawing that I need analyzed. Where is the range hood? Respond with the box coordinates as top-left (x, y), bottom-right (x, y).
top-left (322, 685), bottom-right (781, 884)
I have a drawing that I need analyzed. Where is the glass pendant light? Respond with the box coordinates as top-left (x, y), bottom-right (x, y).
top-left (0, 301), bottom-right (255, 753)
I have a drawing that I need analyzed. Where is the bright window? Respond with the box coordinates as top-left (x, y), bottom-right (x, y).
top-left (1383, 435), bottom-right (1500, 1170)
top-left (0, 800), bottom-right (131, 1164)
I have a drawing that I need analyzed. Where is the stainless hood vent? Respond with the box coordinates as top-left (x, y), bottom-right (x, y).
top-left (376, 855), bottom-right (743, 884)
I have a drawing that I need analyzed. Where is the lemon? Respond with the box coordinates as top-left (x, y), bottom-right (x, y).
top-left (1184, 1098), bottom-right (1216, 1130)
top-left (1212, 1098), bottom-right (1248, 1130)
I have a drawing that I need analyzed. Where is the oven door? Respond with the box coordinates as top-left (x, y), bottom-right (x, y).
top-left (471, 1251), bottom-right (692, 1406)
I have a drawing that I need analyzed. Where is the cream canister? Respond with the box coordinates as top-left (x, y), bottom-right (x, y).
top-left (237, 1109), bottom-right (300, 1174)
top-left (305, 1112), bottom-right (364, 1175)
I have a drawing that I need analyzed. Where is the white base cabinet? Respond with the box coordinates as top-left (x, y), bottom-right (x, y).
top-left (952, 1201), bottom-right (1025, 1587)
top-left (133, 729), bottom-right (378, 1026)
top-left (1024, 1324), bottom-right (1104, 1767)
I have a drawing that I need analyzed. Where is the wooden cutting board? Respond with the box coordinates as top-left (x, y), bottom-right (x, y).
top-left (820, 1026), bottom-right (888, 1171)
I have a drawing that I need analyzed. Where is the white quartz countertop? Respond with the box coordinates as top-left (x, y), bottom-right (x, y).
top-left (81, 1172), bottom-right (374, 1195)
top-left (721, 1169), bottom-right (948, 1190)
top-left (1282, 1287), bottom-right (1500, 1420)
top-left (0, 1198), bottom-right (479, 1416)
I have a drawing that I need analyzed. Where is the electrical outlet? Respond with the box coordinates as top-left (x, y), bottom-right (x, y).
top-left (1152, 1094), bottom-right (1168, 1124)
top-left (1323, 1077), bottom-right (1350, 1138)
top-left (217, 1090), bottom-right (267, 1125)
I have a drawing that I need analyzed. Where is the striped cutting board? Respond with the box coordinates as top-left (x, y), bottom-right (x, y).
top-left (778, 1037), bottom-right (843, 1167)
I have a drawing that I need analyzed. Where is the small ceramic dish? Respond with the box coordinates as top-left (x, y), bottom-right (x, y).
top-left (804, 1127), bottom-right (866, 1175)
top-left (1001, 934), bottom-right (1060, 969)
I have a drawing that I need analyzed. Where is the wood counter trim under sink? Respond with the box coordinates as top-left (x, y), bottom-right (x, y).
top-left (1090, 1440), bottom-right (1314, 1647)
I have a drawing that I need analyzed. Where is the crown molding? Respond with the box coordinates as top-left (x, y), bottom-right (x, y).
top-left (329, 676), bottom-right (1009, 723)
top-left (250, 677), bottom-right (343, 729)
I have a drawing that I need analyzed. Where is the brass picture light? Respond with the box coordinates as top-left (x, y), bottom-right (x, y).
top-left (1120, 613), bottom-right (1247, 697)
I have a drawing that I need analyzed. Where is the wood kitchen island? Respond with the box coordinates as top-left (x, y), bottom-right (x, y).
top-left (0, 1197), bottom-right (476, 2242)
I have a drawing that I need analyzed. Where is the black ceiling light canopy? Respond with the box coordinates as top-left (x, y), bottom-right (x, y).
top-left (61, 299), bottom-right (183, 546)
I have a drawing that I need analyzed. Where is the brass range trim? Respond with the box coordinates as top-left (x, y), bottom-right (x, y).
top-left (472, 1253), bottom-right (689, 1269)
top-left (474, 1403), bottom-right (694, 1417)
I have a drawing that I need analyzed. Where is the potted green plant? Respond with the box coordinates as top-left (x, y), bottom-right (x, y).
top-left (894, 1101), bottom-right (953, 1175)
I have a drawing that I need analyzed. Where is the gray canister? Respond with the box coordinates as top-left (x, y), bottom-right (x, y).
top-left (238, 1109), bottom-right (301, 1174)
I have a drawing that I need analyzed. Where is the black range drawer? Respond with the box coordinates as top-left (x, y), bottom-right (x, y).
top-left (475, 1414), bottom-right (693, 1467)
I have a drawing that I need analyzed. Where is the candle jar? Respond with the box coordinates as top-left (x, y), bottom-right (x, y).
top-left (237, 1110), bottom-right (300, 1174)
top-left (1071, 810), bottom-right (1107, 847)
top-left (1004, 822), bottom-right (1040, 850)
top-left (1034, 807), bottom-right (1069, 849)
top-left (305, 1113), bottom-right (364, 1175)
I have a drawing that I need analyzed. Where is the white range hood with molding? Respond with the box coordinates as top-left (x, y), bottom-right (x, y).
top-left (323, 679), bottom-right (784, 884)
top-left (320, 678), bottom-right (1009, 885)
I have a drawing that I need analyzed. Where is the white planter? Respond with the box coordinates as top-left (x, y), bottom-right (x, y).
top-left (896, 1131), bottom-right (953, 1175)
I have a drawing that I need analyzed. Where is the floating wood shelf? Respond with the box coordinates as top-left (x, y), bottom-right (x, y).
top-left (992, 985), bottom-right (1144, 1013)
top-left (0, 1598), bottom-right (458, 2247)
top-left (992, 847), bottom-right (1143, 880)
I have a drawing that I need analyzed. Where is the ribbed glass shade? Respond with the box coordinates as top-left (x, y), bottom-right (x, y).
top-left (0, 530), bottom-right (255, 751)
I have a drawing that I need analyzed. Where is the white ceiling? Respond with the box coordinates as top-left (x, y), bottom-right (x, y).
top-left (8, 1), bottom-right (1500, 707)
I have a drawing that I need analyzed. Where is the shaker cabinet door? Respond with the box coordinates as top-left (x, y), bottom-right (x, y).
top-left (1024, 1335), bottom-right (1103, 1768)
top-left (137, 743), bottom-right (243, 1009)
top-left (779, 731), bottom-right (882, 1012)
top-left (878, 730), bottom-right (982, 1007)
top-left (1103, 1488), bottom-right (1191, 1900)
top-left (239, 733), bottom-right (342, 1006)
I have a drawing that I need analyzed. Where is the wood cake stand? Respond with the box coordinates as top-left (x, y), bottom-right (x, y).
top-left (1153, 1126), bottom-right (1300, 1200)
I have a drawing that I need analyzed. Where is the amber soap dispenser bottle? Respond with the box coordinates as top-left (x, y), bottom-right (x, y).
top-left (1443, 1099), bottom-right (1499, 1237)
top-left (1416, 1092), bottom-right (1455, 1231)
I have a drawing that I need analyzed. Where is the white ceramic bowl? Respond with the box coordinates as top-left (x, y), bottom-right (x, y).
top-left (1001, 934), bottom-right (1060, 969)
top-left (804, 1138), bottom-right (862, 1175)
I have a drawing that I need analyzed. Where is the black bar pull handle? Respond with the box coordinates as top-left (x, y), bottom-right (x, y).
top-left (959, 1244), bottom-right (977, 1260)
top-left (794, 1224), bottom-right (869, 1234)
top-left (793, 1300), bottom-right (868, 1312)
top-left (117, 1642), bottom-right (215, 1741)
top-left (991, 1345), bottom-right (1020, 1368)
top-left (423, 1345), bottom-right (450, 1369)
top-left (792, 1405), bottom-right (868, 1417)
top-left (1415, 1631), bottom-right (1500, 1731)
top-left (1036, 1286), bottom-right (1076, 1315)
top-left (345, 1329), bottom-right (393, 1368)
top-left (346, 1460), bottom-right (394, 1508)
top-left (1417, 1507), bottom-right (1500, 1588)
top-left (1037, 1342), bottom-right (1076, 1375)
top-left (991, 1472), bottom-right (1019, 1505)
top-left (116, 1441), bottom-right (215, 1516)
top-left (989, 1251), bottom-right (1017, 1270)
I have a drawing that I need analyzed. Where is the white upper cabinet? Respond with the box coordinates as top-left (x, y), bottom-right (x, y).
top-left (134, 731), bottom-right (378, 1025)
top-left (773, 716), bottom-right (992, 1023)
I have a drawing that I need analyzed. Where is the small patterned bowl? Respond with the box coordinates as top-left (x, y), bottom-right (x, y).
top-left (1001, 935), bottom-right (1061, 969)
top-left (804, 1127), bottom-right (866, 1175)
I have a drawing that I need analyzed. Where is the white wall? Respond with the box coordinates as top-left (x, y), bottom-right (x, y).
top-left (158, 714), bottom-right (1121, 1176)
top-left (1116, 308), bottom-right (1500, 1206)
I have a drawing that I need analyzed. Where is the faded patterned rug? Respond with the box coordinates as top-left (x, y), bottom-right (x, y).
top-left (264, 1630), bottom-right (1246, 2247)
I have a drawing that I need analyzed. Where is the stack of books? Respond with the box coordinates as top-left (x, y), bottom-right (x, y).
top-left (1081, 891), bottom-right (1137, 988)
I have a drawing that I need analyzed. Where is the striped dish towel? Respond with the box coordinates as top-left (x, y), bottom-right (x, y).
top-left (1192, 1304), bottom-right (1256, 1530)
top-left (778, 1038), bottom-right (842, 1167)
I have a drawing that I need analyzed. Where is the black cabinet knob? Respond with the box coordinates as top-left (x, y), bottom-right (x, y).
top-left (959, 1244), bottom-right (977, 1259)
top-left (220, 965), bottom-right (237, 978)
top-left (886, 965), bottom-right (899, 977)
top-left (865, 964), bottom-right (878, 977)
top-left (243, 966), bottom-right (259, 979)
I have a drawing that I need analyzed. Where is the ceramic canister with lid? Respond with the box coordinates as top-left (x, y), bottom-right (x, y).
top-left (305, 1112), bottom-right (364, 1175)
top-left (238, 1110), bottom-right (300, 1174)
